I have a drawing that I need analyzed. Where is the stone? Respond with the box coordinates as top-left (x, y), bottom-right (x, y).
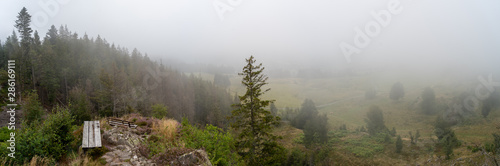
top-left (170, 150), bottom-right (212, 166)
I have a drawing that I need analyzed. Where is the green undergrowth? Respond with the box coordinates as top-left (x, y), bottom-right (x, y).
top-left (179, 118), bottom-right (242, 166)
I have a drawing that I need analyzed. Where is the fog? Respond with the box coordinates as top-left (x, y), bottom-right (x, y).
top-left (1, 0), bottom-right (499, 72)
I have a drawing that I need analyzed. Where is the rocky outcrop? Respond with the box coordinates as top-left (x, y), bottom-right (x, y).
top-left (100, 125), bottom-right (212, 166)
top-left (101, 126), bottom-right (154, 166)
top-left (170, 150), bottom-right (212, 166)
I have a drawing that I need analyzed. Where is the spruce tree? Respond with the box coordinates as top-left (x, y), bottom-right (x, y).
top-left (15, 7), bottom-right (34, 99)
top-left (230, 56), bottom-right (282, 165)
top-left (396, 135), bottom-right (403, 153)
top-left (421, 87), bottom-right (436, 115)
top-left (270, 102), bottom-right (278, 116)
top-left (389, 82), bottom-right (404, 101)
top-left (365, 105), bottom-right (388, 135)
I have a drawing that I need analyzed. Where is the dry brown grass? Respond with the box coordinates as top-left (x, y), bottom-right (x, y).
top-left (152, 118), bottom-right (179, 142)
top-left (66, 156), bottom-right (102, 166)
top-left (12, 156), bottom-right (53, 166)
top-left (64, 150), bottom-right (103, 166)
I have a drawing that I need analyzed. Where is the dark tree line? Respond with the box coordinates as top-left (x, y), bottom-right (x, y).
top-left (0, 7), bottom-right (234, 127)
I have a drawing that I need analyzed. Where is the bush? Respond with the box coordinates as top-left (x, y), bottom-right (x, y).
top-left (285, 148), bottom-right (309, 166)
top-left (421, 87), bottom-right (436, 115)
top-left (24, 91), bottom-right (44, 125)
top-left (395, 135), bottom-right (403, 153)
top-left (87, 147), bottom-right (109, 159)
top-left (434, 116), bottom-right (460, 159)
top-left (0, 127), bottom-right (9, 142)
top-left (136, 121), bottom-right (148, 127)
top-left (69, 87), bottom-right (92, 125)
top-left (151, 104), bottom-right (168, 119)
top-left (180, 118), bottom-right (241, 165)
top-left (365, 105), bottom-right (388, 135)
top-left (16, 105), bottom-right (74, 163)
top-left (345, 136), bottom-right (384, 157)
top-left (390, 127), bottom-right (396, 136)
top-left (292, 99), bottom-right (318, 129)
top-left (389, 82), bottom-right (404, 101)
top-left (303, 114), bottom-right (328, 146)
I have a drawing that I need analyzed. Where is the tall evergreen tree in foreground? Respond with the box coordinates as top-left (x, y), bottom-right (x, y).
top-left (15, 7), bottom-right (34, 99)
top-left (230, 56), bottom-right (284, 165)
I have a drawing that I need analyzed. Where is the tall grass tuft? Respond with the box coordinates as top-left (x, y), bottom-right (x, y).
top-left (26, 156), bottom-right (53, 166)
top-left (152, 118), bottom-right (179, 142)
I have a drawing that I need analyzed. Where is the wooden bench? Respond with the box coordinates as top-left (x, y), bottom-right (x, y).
top-left (107, 118), bottom-right (138, 128)
top-left (82, 121), bottom-right (102, 148)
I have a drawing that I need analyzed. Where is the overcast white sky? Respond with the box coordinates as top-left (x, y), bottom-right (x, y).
top-left (1, 0), bottom-right (499, 70)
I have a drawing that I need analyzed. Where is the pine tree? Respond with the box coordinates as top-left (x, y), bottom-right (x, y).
top-left (292, 99), bottom-right (318, 129)
top-left (230, 56), bottom-right (282, 165)
top-left (389, 82), bottom-right (404, 101)
top-left (390, 127), bottom-right (396, 136)
top-left (270, 102), bottom-right (278, 116)
top-left (421, 87), bottom-right (436, 115)
top-left (396, 135), bottom-right (403, 153)
top-left (409, 131), bottom-right (414, 144)
top-left (415, 130), bottom-right (420, 143)
top-left (365, 105), bottom-right (388, 135)
top-left (15, 7), bottom-right (34, 94)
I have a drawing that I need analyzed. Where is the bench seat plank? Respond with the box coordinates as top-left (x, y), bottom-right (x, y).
top-left (82, 121), bottom-right (88, 148)
top-left (88, 121), bottom-right (94, 147)
top-left (94, 121), bottom-right (101, 147)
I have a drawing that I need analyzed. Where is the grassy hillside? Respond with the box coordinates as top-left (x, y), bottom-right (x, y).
top-left (193, 69), bottom-right (500, 165)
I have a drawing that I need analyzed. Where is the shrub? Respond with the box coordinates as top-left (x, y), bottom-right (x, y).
top-left (180, 118), bottom-right (241, 165)
top-left (24, 91), bottom-right (44, 125)
top-left (421, 87), bottom-right (436, 115)
top-left (345, 136), bottom-right (384, 157)
top-left (16, 105), bottom-right (74, 163)
top-left (303, 114), bottom-right (328, 146)
top-left (434, 116), bottom-right (460, 159)
top-left (365, 105), bottom-right (388, 135)
top-left (71, 125), bottom-right (84, 150)
top-left (151, 104), bottom-right (168, 119)
top-left (285, 148), bottom-right (308, 166)
top-left (138, 144), bottom-right (150, 159)
top-left (147, 135), bottom-right (161, 143)
top-left (136, 121), bottom-right (148, 127)
top-left (87, 147), bottom-right (108, 159)
top-left (292, 99), bottom-right (318, 129)
top-left (389, 82), bottom-right (404, 101)
top-left (69, 87), bottom-right (92, 125)
top-left (0, 127), bottom-right (9, 142)
top-left (390, 127), bottom-right (396, 136)
top-left (395, 135), bottom-right (403, 153)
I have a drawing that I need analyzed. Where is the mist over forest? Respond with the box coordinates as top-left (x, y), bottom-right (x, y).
top-left (0, 1), bottom-right (499, 165)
